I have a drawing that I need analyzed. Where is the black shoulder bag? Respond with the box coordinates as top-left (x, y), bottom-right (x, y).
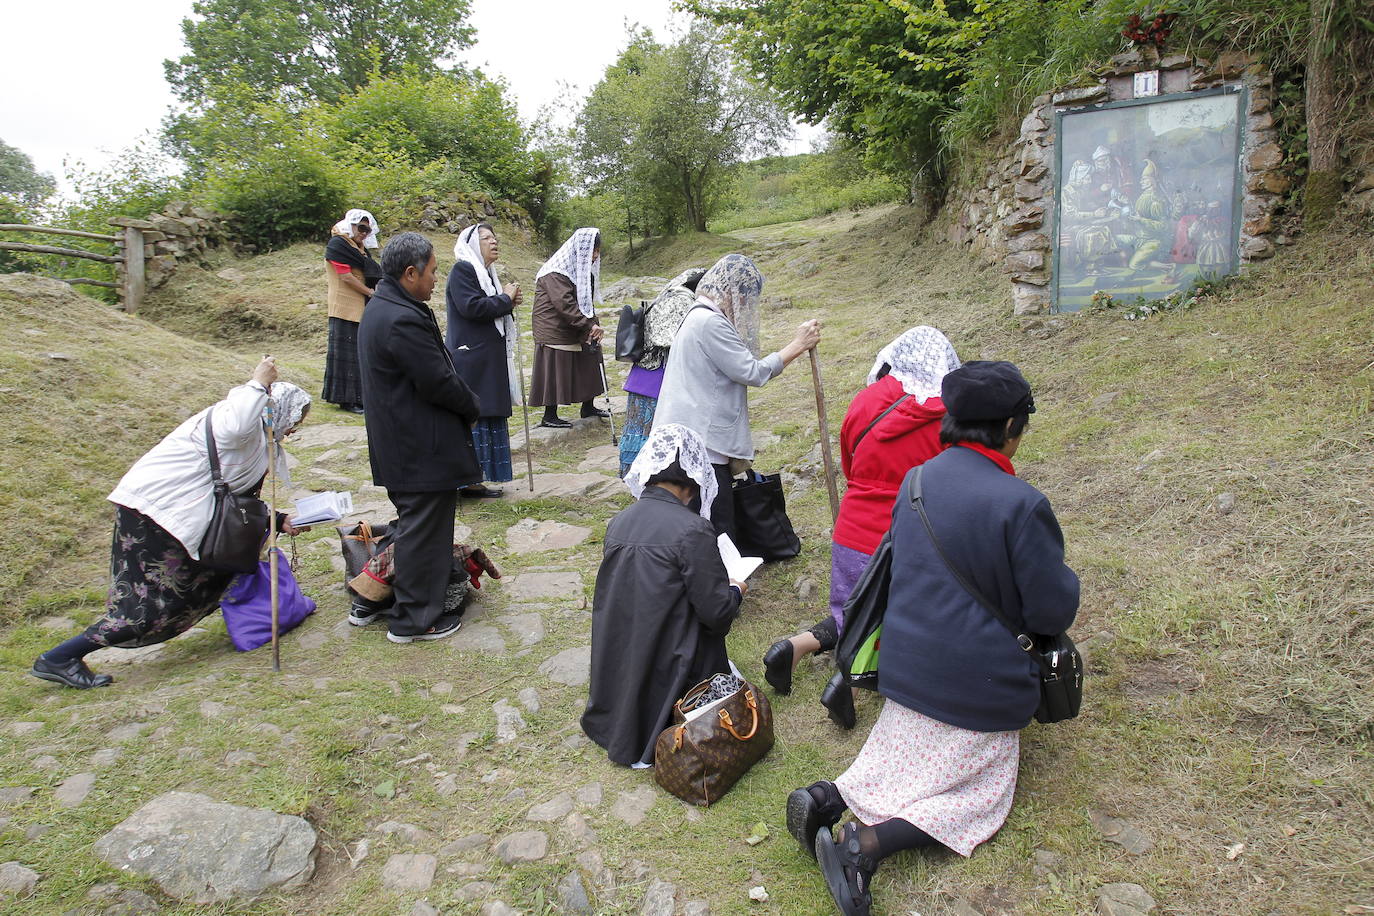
top-left (910, 465), bottom-right (1083, 724)
top-left (198, 412), bottom-right (272, 573)
top-left (614, 299), bottom-right (650, 363)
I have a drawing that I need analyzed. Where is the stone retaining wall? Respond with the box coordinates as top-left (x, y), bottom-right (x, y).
top-left (109, 202), bottom-right (234, 290)
top-left (945, 50), bottom-right (1289, 315)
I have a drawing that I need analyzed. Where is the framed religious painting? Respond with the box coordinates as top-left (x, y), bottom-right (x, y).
top-left (1052, 86), bottom-right (1246, 312)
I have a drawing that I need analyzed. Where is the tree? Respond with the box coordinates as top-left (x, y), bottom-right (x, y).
top-left (577, 27), bottom-right (789, 234)
top-left (0, 139), bottom-right (55, 206)
top-left (164, 0), bottom-right (475, 107)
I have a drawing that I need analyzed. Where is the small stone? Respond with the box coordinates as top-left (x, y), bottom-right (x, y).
top-left (641, 879), bottom-right (677, 916)
top-left (683, 901), bottom-right (710, 916)
top-left (7, 722), bottom-right (43, 737)
top-left (575, 783), bottom-right (603, 808)
top-left (450, 622), bottom-right (508, 654)
top-left (225, 752), bottom-right (262, 767)
top-left (796, 577), bottom-right (818, 601)
top-left (1215, 492), bottom-right (1236, 515)
top-left (1134, 449), bottom-right (1166, 471)
top-left (1033, 847), bottom-right (1062, 875)
top-left (527, 793), bottom-right (574, 822)
top-left (432, 681), bottom-right (454, 696)
top-left (216, 268), bottom-right (246, 282)
top-left (457, 881), bottom-right (497, 901)
top-left (481, 903), bottom-right (520, 916)
top-left (748, 885), bottom-right (769, 902)
top-left (0, 788), bottom-right (35, 807)
top-left (1090, 811), bottom-right (1154, 855)
top-left (502, 613), bottom-right (547, 647)
top-left (1092, 391), bottom-right (1120, 408)
top-left (91, 748), bottom-right (122, 767)
top-left (508, 571), bottom-right (584, 601)
top-left (538, 646), bottom-right (592, 687)
top-left (45, 352), bottom-right (74, 361)
top-left (199, 701), bottom-right (226, 718)
top-left (563, 812), bottom-right (598, 847)
top-left (85, 882), bottom-right (162, 914)
top-left (32, 756), bottom-right (59, 772)
top-left (441, 833), bottom-right (488, 855)
top-left (493, 699), bottom-right (527, 743)
top-left (411, 902), bottom-right (440, 916)
top-left (505, 518), bottom-right (592, 554)
top-left (447, 862), bottom-right (488, 877)
top-left (558, 872), bottom-right (593, 913)
top-left (517, 687), bottom-right (541, 713)
top-left (562, 733), bottom-right (590, 750)
top-left (493, 831), bottom-right (549, 864)
top-left (502, 788), bottom-right (527, 804)
top-left (24, 825), bottom-right (51, 841)
top-left (0, 861), bottom-right (40, 897)
top-left (54, 772), bottom-right (96, 807)
top-left (1097, 882), bottom-right (1157, 915)
top-left (435, 774), bottom-right (458, 797)
top-left (381, 854), bottom-right (436, 892)
top-left (37, 616), bottom-right (76, 631)
top-left (376, 821), bottom-right (431, 845)
top-left (612, 786), bottom-right (657, 827)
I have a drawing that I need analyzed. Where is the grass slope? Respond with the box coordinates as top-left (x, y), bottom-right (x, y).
top-left (0, 209), bottom-right (1370, 915)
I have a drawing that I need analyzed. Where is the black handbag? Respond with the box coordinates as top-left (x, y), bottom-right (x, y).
top-left (198, 412), bottom-right (272, 573)
top-left (731, 471), bottom-right (801, 561)
top-left (614, 300), bottom-right (649, 363)
top-left (909, 466), bottom-right (1083, 724)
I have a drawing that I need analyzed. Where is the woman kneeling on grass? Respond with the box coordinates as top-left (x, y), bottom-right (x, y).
top-left (788, 362), bottom-right (1079, 916)
top-left (581, 423), bottom-right (748, 768)
top-left (30, 358), bottom-right (311, 689)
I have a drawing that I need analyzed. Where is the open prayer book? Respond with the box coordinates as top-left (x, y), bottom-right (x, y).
top-left (718, 534), bottom-right (763, 583)
top-left (289, 491), bottom-right (353, 527)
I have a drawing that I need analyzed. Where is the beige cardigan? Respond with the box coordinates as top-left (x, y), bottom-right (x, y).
top-left (325, 234), bottom-right (368, 322)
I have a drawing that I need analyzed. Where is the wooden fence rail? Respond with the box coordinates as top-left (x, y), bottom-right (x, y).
top-left (0, 223), bottom-right (142, 312)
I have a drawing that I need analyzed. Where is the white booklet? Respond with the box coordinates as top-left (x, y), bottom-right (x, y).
top-left (717, 533), bottom-right (763, 583)
top-left (289, 490), bottom-right (353, 526)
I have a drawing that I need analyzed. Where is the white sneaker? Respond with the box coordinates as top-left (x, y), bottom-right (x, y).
top-left (386, 615), bottom-right (463, 644)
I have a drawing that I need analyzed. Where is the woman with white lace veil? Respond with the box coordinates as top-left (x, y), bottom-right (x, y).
top-left (582, 424), bottom-right (749, 767)
top-left (529, 227), bottom-right (607, 428)
top-left (762, 327), bottom-right (961, 727)
top-left (445, 222), bottom-right (523, 498)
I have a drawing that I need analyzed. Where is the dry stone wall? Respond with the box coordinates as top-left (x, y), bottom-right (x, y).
top-left (110, 202), bottom-right (234, 290)
top-left (947, 50), bottom-right (1289, 315)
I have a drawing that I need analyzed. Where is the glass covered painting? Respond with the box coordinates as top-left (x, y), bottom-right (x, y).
top-left (1052, 88), bottom-right (1244, 312)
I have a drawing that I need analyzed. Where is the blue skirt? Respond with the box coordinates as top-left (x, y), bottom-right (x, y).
top-left (472, 417), bottom-right (514, 483)
top-left (618, 393), bottom-right (657, 477)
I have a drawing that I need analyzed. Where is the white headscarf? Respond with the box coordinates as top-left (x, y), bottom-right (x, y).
top-left (866, 326), bottom-right (961, 404)
top-left (536, 227), bottom-right (601, 318)
top-left (333, 209), bottom-right (379, 249)
top-left (622, 423), bottom-right (718, 520)
top-left (454, 224), bottom-right (521, 403)
top-left (265, 382), bottom-right (311, 489)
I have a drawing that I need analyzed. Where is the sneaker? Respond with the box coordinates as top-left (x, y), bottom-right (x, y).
top-left (348, 603), bottom-right (382, 627)
top-left (387, 613), bottom-right (463, 644)
top-left (30, 655), bottom-right (113, 689)
top-left (580, 406), bottom-right (611, 419)
top-left (538, 416), bottom-right (572, 429)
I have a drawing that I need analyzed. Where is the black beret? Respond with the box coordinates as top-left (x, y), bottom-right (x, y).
top-left (941, 361), bottom-right (1036, 420)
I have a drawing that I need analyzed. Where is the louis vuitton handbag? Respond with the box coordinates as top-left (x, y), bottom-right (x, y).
top-left (653, 674), bottom-right (774, 806)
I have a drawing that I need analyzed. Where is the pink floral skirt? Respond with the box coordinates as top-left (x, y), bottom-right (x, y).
top-left (834, 700), bottom-right (1019, 856)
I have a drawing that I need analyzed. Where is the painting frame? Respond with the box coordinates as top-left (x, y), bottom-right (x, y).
top-left (1051, 85), bottom-right (1247, 313)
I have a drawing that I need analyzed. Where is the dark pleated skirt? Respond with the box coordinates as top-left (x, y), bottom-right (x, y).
top-left (618, 392), bottom-right (657, 477)
top-left (471, 417), bottom-right (514, 483)
top-left (322, 317), bottom-right (363, 407)
top-left (529, 344), bottom-right (604, 407)
top-left (83, 505), bottom-right (234, 648)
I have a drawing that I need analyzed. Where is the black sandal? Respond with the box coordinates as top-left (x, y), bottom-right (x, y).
top-left (815, 822), bottom-right (876, 916)
top-left (786, 781), bottom-right (844, 860)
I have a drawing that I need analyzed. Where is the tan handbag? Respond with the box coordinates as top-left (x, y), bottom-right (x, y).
top-left (653, 675), bottom-right (774, 806)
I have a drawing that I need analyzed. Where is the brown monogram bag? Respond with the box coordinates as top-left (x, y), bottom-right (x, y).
top-left (653, 675), bottom-right (774, 806)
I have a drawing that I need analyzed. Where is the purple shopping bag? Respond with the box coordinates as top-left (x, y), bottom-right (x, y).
top-left (220, 549), bottom-right (317, 652)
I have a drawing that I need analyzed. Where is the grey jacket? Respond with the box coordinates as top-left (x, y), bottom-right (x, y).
top-left (654, 302), bottom-right (784, 460)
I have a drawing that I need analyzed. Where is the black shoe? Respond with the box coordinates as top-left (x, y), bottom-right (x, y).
top-left (347, 602), bottom-right (382, 627)
top-left (345, 404), bottom-right (365, 415)
top-left (787, 781), bottom-right (845, 860)
top-left (820, 672), bottom-right (856, 730)
top-left (538, 416), bottom-right (572, 429)
top-left (460, 485), bottom-right (504, 499)
top-left (815, 822), bottom-right (876, 916)
top-left (30, 656), bottom-right (113, 689)
top-left (764, 640), bottom-right (794, 695)
top-left (580, 406), bottom-right (611, 419)
top-left (387, 613), bottom-right (463, 644)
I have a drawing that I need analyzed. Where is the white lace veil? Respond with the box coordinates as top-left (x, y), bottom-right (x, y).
top-left (865, 326), bottom-right (961, 404)
top-left (622, 423), bottom-right (718, 519)
top-left (535, 227), bottom-right (601, 318)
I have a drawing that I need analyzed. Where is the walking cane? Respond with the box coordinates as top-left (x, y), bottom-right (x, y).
top-left (596, 343), bottom-right (619, 447)
top-left (263, 397), bottom-right (281, 673)
top-left (512, 319), bottom-right (536, 492)
top-left (808, 346), bottom-right (841, 524)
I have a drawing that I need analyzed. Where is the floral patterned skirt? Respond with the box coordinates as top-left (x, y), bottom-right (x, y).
top-left (835, 700), bottom-right (1019, 857)
top-left (82, 505), bottom-right (235, 648)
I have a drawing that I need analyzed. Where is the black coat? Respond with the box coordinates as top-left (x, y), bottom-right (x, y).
top-left (357, 276), bottom-right (483, 492)
top-left (581, 486), bottom-right (743, 766)
top-left (880, 445), bottom-right (1080, 732)
top-left (445, 261), bottom-right (515, 419)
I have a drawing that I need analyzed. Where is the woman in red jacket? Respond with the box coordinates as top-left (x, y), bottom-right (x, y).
top-left (763, 327), bottom-right (960, 711)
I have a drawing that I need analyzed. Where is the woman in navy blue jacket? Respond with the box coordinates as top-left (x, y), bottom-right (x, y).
top-left (789, 361), bottom-right (1080, 916)
top-left (445, 223), bottom-right (523, 498)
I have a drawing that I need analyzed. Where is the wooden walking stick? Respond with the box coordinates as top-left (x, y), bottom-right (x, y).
top-left (808, 346), bottom-right (841, 524)
top-left (264, 398), bottom-right (281, 673)
top-left (512, 321), bottom-right (536, 492)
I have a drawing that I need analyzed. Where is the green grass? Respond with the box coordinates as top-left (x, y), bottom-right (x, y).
top-left (1, 206), bottom-right (1371, 914)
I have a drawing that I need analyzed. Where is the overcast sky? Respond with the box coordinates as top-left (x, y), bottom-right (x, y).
top-left (2, 0), bottom-right (821, 191)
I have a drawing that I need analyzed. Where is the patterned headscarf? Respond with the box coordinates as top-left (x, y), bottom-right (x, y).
top-left (332, 209), bottom-right (379, 249)
top-left (866, 326), bottom-right (961, 404)
top-left (696, 254), bottom-right (764, 357)
top-left (639, 267), bottom-right (707, 370)
top-left (622, 423), bottom-right (718, 519)
top-left (269, 382), bottom-right (312, 434)
top-left (536, 227), bottom-right (601, 318)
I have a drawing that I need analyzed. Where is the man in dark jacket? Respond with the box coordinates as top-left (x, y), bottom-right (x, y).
top-left (356, 232), bottom-right (483, 643)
